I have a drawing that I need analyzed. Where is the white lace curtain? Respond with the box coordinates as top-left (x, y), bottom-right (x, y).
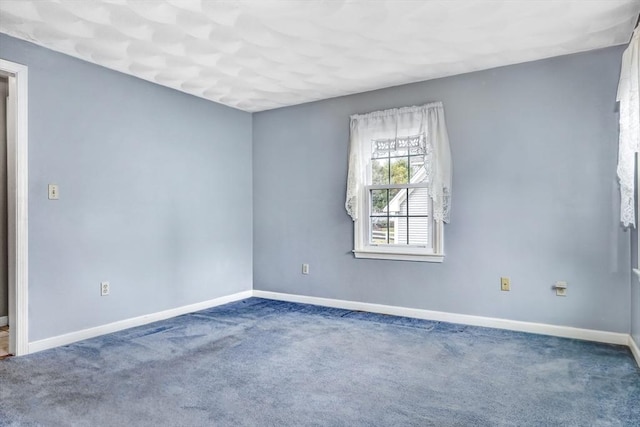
top-left (345, 102), bottom-right (452, 223)
top-left (617, 26), bottom-right (640, 228)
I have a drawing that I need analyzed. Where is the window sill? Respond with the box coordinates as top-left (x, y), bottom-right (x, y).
top-left (353, 250), bottom-right (444, 263)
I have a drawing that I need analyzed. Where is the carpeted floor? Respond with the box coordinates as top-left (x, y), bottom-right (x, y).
top-left (0, 298), bottom-right (638, 426)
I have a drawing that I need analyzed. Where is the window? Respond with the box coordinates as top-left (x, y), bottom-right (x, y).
top-left (369, 135), bottom-right (431, 246)
top-left (345, 103), bottom-right (452, 262)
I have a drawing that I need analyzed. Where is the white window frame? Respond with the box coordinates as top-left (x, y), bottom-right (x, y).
top-left (352, 149), bottom-right (444, 263)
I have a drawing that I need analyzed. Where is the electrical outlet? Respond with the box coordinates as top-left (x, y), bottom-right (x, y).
top-left (100, 281), bottom-right (110, 296)
top-left (500, 277), bottom-right (510, 291)
top-left (302, 263), bottom-right (310, 275)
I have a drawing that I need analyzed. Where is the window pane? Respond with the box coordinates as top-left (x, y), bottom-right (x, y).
top-left (409, 154), bottom-right (426, 183)
top-left (390, 189), bottom-right (407, 215)
top-left (393, 216), bottom-right (407, 245)
top-left (408, 217), bottom-right (430, 245)
top-left (370, 189), bottom-right (388, 215)
top-left (407, 187), bottom-right (429, 216)
top-left (370, 217), bottom-right (389, 244)
top-left (388, 217), bottom-right (397, 244)
top-left (390, 157), bottom-right (409, 184)
top-left (371, 158), bottom-right (389, 185)
top-left (389, 188), bottom-right (407, 215)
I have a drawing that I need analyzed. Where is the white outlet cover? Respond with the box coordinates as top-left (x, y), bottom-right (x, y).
top-left (100, 281), bottom-right (110, 296)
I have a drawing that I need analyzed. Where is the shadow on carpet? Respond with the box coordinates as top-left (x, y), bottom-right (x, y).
top-left (0, 298), bottom-right (638, 426)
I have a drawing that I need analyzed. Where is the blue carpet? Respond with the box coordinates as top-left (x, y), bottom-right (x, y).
top-left (0, 298), bottom-right (638, 426)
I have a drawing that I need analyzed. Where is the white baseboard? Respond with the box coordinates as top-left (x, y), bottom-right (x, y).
top-left (0, 316), bottom-right (7, 327)
top-left (28, 290), bottom-right (252, 354)
top-left (23, 288), bottom-right (639, 368)
top-left (630, 335), bottom-right (640, 368)
top-left (252, 290), bottom-right (630, 346)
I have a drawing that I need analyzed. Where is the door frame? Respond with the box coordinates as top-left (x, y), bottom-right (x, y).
top-left (0, 58), bottom-right (28, 356)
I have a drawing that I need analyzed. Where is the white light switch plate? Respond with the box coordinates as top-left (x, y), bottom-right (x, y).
top-left (48, 184), bottom-right (59, 200)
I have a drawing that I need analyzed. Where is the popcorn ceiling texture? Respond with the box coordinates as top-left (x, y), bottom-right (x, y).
top-left (0, 0), bottom-right (638, 112)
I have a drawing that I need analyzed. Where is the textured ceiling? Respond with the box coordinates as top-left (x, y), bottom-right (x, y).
top-left (1, 0), bottom-right (639, 112)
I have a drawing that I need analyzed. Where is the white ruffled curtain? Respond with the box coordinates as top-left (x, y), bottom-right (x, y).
top-left (617, 26), bottom-right (640, 228)
top-left (345, 102), bottom-right (452, 223)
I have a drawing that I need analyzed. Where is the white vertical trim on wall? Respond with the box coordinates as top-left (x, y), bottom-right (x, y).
top-left (0, 59), bottom-right (29, 356)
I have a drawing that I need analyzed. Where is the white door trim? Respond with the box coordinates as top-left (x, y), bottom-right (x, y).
top-left (0, 58), bottom-right (29, 356)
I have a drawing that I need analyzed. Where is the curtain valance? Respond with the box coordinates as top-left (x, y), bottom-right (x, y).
top-left (346, 102), bottom-right (452, 223)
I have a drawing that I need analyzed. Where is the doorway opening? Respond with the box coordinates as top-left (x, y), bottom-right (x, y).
top-left (1, 75), bottom-right (8, 358)
top-left (0, 59), bottom-right (28, 357)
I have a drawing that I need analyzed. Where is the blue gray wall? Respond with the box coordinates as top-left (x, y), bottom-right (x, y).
top-left (253, 46), bottom-right (631, 333)
top-left (0, 34), bottom-right (253, 341)
top-left (633, 225), bottom-right (639, 343)
top-left (0, 33), bottom-right (633, 341)
top-left (631, 196), bottom-right (639, 345)
top-left (633, 270), bottom-right (639, 344)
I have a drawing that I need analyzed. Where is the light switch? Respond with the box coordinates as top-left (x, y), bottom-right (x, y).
top-left (48, 184), bottom-right (59, 200)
